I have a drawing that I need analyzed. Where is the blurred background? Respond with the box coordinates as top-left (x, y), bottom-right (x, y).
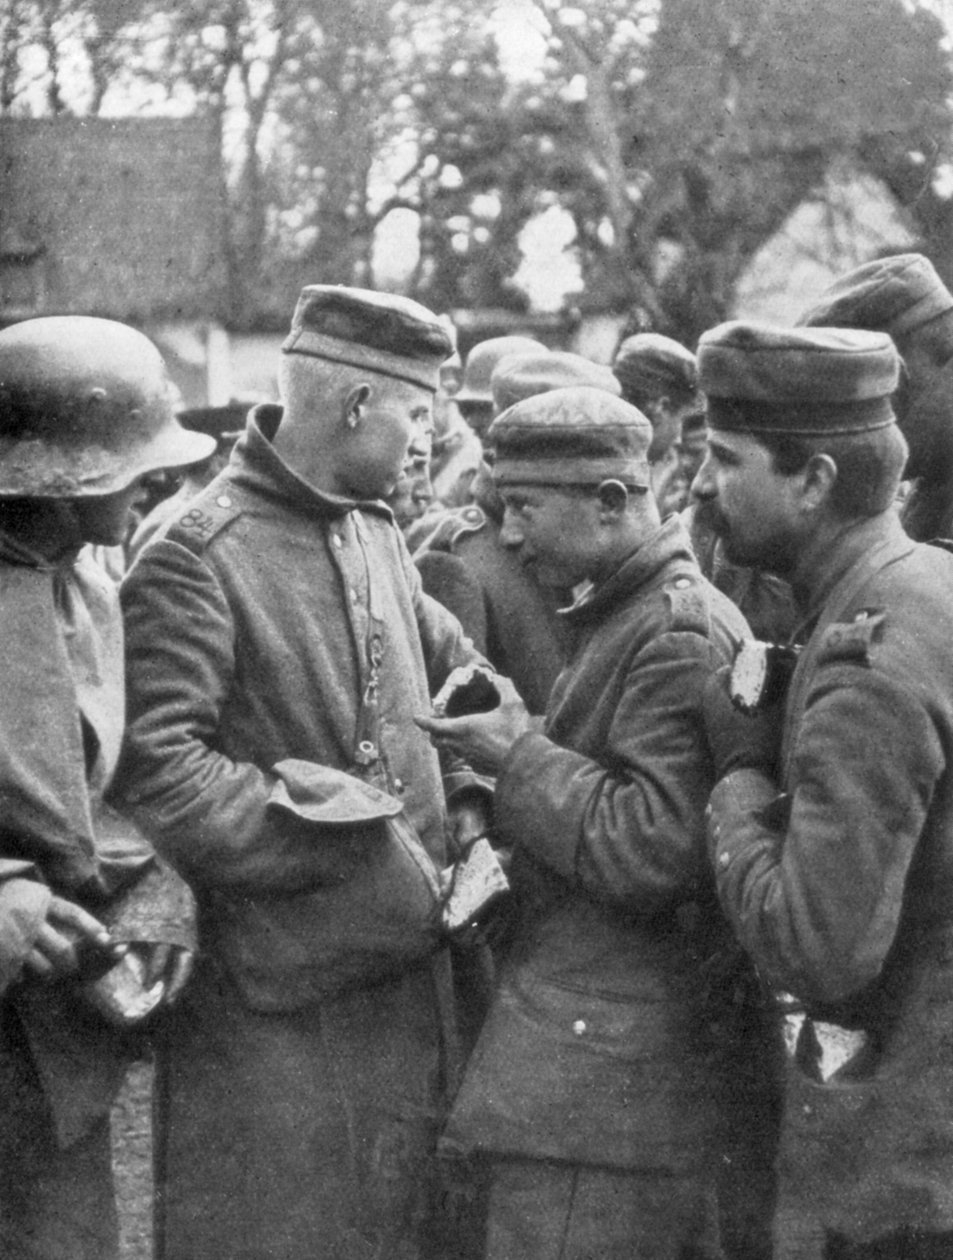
top-left (0, 0), bottom-right (951, 404)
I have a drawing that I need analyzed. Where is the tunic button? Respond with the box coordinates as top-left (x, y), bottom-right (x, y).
top-left (674, 577), bottom-right (691, 589)
top-left (572, 1020), bottom-right (586, 1036)
top-left (216, 494), bottom-right (232, 508)
top-left (394, 778), bottom-right (405, 794)
top-left (718, 852), bottom-right (730, 869)
top-left (333, 534), bottom-right (343, 547)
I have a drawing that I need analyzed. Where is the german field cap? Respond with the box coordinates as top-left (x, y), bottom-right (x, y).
top-left (797, 253), bottom-right (953, 340)
top-left (491, 350), bottom-right (620, 414)
top-left (489, 386), bottom-right (652, 488)
top-left (0, 316), bottom-right (215, 498)
top-left (177, 401), bottom-right (255, 442)
top-left (282, 285), bottom-right (453, 391)
top-left (698, 321), bottom-right (901, 435)
top-left (455, 336), bottom-right (549, 405)
top-left (612, 333), bottom-right (697, 400)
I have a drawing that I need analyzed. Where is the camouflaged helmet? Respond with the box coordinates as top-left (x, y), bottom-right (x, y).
top-left (0, 316), bottom-right (215, 497)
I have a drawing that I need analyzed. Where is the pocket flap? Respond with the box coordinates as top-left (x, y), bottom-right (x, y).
top-left (269, 758), bottom-right (403, 825)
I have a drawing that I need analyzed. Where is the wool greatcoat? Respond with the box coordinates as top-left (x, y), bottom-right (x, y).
top-left (0, 536), bottom-right (194, 1260)
top-left (117, 405), bottom-right (487, 1260)
top-left (444, 517), bottom-right (767, 1258)
top-left (707, 512), bottom-right (953, 1243)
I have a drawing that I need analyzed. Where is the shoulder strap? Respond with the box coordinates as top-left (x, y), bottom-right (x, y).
top-left (662, 566), bottom-right (713, 637)
top-left (780, 535), bottom-right (914, 783)
top-left (163, 490), bottom-right (244, 556)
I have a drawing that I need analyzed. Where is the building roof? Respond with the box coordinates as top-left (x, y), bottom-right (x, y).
top-left (0, 116), bottom-right (227, 324)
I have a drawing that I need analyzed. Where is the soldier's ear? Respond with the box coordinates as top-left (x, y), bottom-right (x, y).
top-left (343, 384), bottom-right (372, 429)
top-left (801, 453), bottom-right (838, 512)
top-left (596, 479), bottom-right (629, 518)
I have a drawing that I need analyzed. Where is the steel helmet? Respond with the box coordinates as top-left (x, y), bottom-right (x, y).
top-left (455, 336), bottom-right (549, 406)
top-left (0, 316), bottom-right (216, 497)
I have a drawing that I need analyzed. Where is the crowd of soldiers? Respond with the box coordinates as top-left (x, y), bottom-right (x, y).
top-left (1, 251), bottom-right (953, 1260)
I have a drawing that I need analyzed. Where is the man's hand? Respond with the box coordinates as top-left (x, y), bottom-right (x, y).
top-left (416, 676), bottom-right (533, 775)
top-left (702, 666), bottom-right (782, 782)
top-left (25, 896), bottom-right (123, 982)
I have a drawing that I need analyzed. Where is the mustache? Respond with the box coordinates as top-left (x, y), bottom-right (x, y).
top-left (692, 497), bottom-right (728, 535)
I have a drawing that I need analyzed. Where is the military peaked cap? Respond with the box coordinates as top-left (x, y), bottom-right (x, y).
top-left (455, 336), bottom-right (549, 405)
top-left (612, 333), bottom-right (698, 402)
top-left (283, 286), bottom-right (453, 391)
top-left (177, 401), bottom-right (254, 442)
top-left (489, 386), bottom-right (652, 487)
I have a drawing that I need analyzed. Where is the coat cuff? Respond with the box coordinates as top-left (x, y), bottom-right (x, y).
top-left (706, 768), bottom-right (780, 867)
top-left (496, 732), bottom-right (581, 880)
top-left (443, 770), bottom-right (495, 815)
top-left (103, 858), bottom-right (197, 950)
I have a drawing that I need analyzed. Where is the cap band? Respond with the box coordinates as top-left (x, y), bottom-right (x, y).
top-left (707, 395), bottom-right (897, 436)
top-left (889, 295), bottom-right (953, 339)
top-left (493, 457), bottom-right (649, 488)
top-left (282, 328), bottom-right (439, 391)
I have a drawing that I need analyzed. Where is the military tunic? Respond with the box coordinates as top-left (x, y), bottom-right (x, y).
top-left (118, 405), bottom-right (485, 1260)
top-left (707, 511), bottom-right (953, 1241)
top-left (444, 518), bottom-right (758, 1258)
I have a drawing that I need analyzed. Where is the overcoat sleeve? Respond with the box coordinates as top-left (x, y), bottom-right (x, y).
top-left (707, 661), bottom-right (944, 1007)
top-left (402, 530), bottom-right (486, 689)
top-left (415, 550), bottom-right (489, 656)
top-left (495, 629), bottom-right (722, 912)
top-left (117, 539), bottom-right (350, 896)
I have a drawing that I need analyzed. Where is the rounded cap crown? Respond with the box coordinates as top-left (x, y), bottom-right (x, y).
top-left (489, 386), bottom-right (652, 487)
top-left (612, 332), bottom-right (698, 402)
top-left (698, 321), bottom-right (901, 435)
top-left (283, 285), bottom-right (453, 391)
top-left (797, 253), bottom-right (953, 342)
top-left (0, 316), bottom-right (215, 498)
top-left (491, 350), bottom-right (620, 414)
top-left (455, 336), bottom-right (549, 404)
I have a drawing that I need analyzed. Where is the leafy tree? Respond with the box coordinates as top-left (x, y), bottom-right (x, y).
top-left (484, 0), bottom-right (953, 341)
top-left (1, 0), bottom-right (950, 336)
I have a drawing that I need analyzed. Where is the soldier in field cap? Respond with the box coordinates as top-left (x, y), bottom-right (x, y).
top-left (612, 331), bottom-right (702, 513)
top-left (798, 252), bottom-right (953, 539)
top-left (417, 386), bottom-right (758, 1259)
top-left (454, 334), bottom-right (549, 442)
top-left (412, 350), bottom-right (617, 714)
top-left (695, 321), bottom-right (953, 1260)
top-left (118, 285), bottom-right (495, 1260)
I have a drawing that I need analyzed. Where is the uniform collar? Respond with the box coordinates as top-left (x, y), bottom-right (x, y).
top-left (229, 404), bottom-right (395, 521)
top-left (792, 511), bottom-right (913, 629)
top-left (562, 514), bottom-right (696, 623)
